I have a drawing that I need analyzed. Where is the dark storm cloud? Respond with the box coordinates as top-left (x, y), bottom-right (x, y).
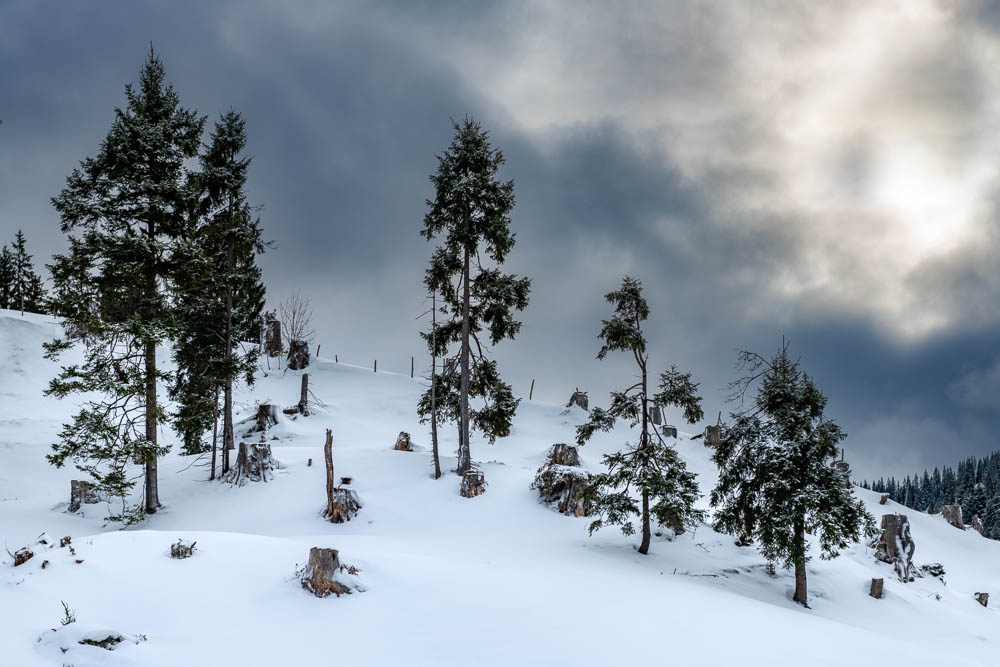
top-left (3, 1), bottom-right (1000, 480)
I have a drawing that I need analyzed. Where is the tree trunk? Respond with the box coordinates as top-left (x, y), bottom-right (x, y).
top-left (457, 236), bottom-right (472, 475)
top-left (639, 489), bottom-right (651, 555)
top-left (637, 352), bottom-right (651, 555)
top-left (222, 235), bottom-right (234, 474)
top-left (792, 517), bottom-right (808, 606)
top-left (430, 291), bottom-right (441, 479)
top-left (324, 429), bottom-right (335, 517)
top-left (144, 337), bottom-right (159, 513)
top-left (210, 387), bottom-right (219, 481)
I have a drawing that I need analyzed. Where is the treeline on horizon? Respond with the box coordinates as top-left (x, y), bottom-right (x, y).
top-left (860, 451), bottom-right (1000, 539)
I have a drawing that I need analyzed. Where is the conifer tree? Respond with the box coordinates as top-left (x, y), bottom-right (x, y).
top-left (712, 342), bottom-right (875, 606)
top-left (172, 110), bottom-right (266, 472)
top-left (418, 118), bottom-right (530, 477)
top-left (576, 276), bottom-right (705, 555)
top-left (46, 50), bottom-right (205, 518)
top-left (0, 245), bottom-right (13, 309)
top-left (7, 230), bottom-right (46, 313)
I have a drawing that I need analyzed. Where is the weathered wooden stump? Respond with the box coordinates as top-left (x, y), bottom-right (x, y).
top-left (324, 429), bottom-right (335, 513)
top-left (12, 546), bottom-right (33, 566)
top-left (59, 536), bottom-right (71, 548)
top-left (68, 480), bottom-right (100, 513)
top-left (877, 514), bottom-right (915, 581)
top-left (879, 494), bottom-right (889, 505)
top-left (921, 563), bottom-right (945, 579)
top-left (224, 441), bottom-right (277, 486)
top-left (549, 443), bottom-right (581, 467)
top-left (300, 547), bottom-right (352, 598)
top-left (941, 504), bottom-right (965, 530)
top-left (662, 425), bottom-right (678, 438)
top-left (972, 514), bottom-right (985, 536)
top-left (460, 470), bottom-right (486, 498)
top-left (704, 425), bottom-right (722, 446)
top-left (648, 406), bottom-right (662, 425)
top-left (254, 403), bottom-right (279, 433)
top-left (394, 431), bottom-right (412, 451)
top-left (325, 488), bottom-right (362, 523)
top-left (869, 577), bottom-right (884, 599)
top-left (975, 592), bottom-right (989, 607)
top-left (567, 388), bottom-right (589, 411)
top-left (288, 339), bottom-right (310, 370)
top-left (264, 314), bottom-right (282, 357)
top-left (170, 539), bottom-right (197, 559)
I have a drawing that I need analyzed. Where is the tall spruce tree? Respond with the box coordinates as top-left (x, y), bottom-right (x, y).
top-left (576, 276), bottom-right (705, 555)
top-left (712, 342), bottom-right (875, 606)
top-left (418, 118), bottom-right (530, 479)
top-left (172, 110), bottom-right (266, 474)
top-left (8, 230), bottom-right (46, 313)
top-left (46, 50), bottom-right (205, 518)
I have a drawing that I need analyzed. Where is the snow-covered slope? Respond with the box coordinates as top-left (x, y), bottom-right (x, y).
top-left (1, 310), bottom-right (998, 666)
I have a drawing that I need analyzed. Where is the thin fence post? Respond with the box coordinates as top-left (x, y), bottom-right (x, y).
top-left (529, 378), bottom-right (535, 400)
top-left (411, 356), bottom-right (414, 378)
top-left (335, 354), bottom-right (338, 363)
top-left (316, 344), bottom-right (321, 358)
top-left (374, 359), bottom-right (377, 373)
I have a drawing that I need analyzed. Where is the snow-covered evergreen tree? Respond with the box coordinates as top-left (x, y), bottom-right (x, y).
top-left (712, 342), bottom-right (875, 606)
top-left (418, 118), bottom-right (530, 477)
top-left (5, 230), bottom-right (46, 313)
top-left (0, 244), bottom-right (13, 309)
top-left (45, 49), bottom-right (205, 519)
top-left (576, 276), bottom-right (705, 555)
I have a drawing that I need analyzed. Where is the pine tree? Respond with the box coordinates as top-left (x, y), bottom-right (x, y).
top-left (172, 110), bottom-right (266, 473)
top-left (711, 342), bottom-right (875, 606)
top-left (575, 276), bottom-right (705, 555)
top-left (418, 118), bottom-right (530, 478)
top-left (8, 230), bottom-right (46, 313)
top-left (46, 49), bottom-right (205, 518)
top-left (0, 244), bottom-right (13, 309)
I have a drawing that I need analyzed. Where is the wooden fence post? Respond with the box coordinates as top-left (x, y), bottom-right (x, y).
top-left (529, 378), bottom-right (535, 400)
top-left (374, 359), bottom-right (377, 373)
top-left (411, 356), bottom-right (414, 378)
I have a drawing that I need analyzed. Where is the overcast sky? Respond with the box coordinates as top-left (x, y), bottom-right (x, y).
top-left (5, 0), bottom-right (1000, 479)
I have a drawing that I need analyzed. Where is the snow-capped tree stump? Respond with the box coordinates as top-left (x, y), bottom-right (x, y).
top-left (975, 592), bottom-right (989, 607)
top-left (879, 494), bottom-right (889, 505)
top-left (252, 403), bottom-right (279, 434)
top-left (972, 514), bottom-right (985, 535)
top-left (394, 431), bottom-right (412, 451)
top-left (704, 425), bottom-right (722, 446)
top-left (550, 443), bottom-right (581, 467)
top-left (224, 442), bottom-right (277, 486)
top-left (460, 470), bottom-right (486, 498)
top-left (941, 504), bottom-right (965, 530)
top-left (869, 577), bottom-right (884, 599)
top-left (648, 406), bottom-right (662, 425)
top-left (876, 514), bottom-right (915, 581)
top-left (170, 539), bottom-right (197, 559)
top-left (12, 546), bottom-right (33, 566)
top-left (300, 547), bottom-right (352, 597)
top-left (68, 480), bottom-right (100, 513)
top-left (59, 536), bottom-right (71, 548)
top-left (567, 388), bottom-right (589, 411)
top-left (264, 315), bottom-right (282, 356)
top-left (325, 487), bottom-right (362, 523)
top-left (662, 425), bottom-right (678, 438)
top-left (288, 339), bottom-right (310, 370)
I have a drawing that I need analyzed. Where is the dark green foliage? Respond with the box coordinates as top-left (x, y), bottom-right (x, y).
top-left (46, 49), bottom-right (205, 519)
top-left (576, 276), bottom-right (705, 554)
top-left (171, 110), bottom-right (266, 458)
top-left (0, 230), bottom-right (47, 313)
top-left (417, 118), bottom-right (530, 474)
top-left (0, 245), bottom-right (13, 308)
top-left (712, 343), bottom-right (875, 605)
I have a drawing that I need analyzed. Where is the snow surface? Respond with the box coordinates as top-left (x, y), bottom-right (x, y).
top-left (1, 308), bottom-right (998, 666)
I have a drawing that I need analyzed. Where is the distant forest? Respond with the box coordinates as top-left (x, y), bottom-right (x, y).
top-left (861, 451), bottom-right (1000, 539)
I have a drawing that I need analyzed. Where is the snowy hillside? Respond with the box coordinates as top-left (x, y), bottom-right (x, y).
top-left (2, 309), bottom-right (999, 666)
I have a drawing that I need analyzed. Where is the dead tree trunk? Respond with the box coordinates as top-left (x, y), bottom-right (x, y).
top-left (430, 292), bottom-right (441, 480)
top-left (324, 429), bottom-right (335, 516)
top-left (298, 373), bottom-right (309, 415)
top-left (301, 547), bottom-right (352, 597)
top-left (210, 387), bottom-right (219, 481)
top-left (224, 441), bottom-right (277, 486)
top-left (870, 578), bottom-right (884, 599)
top-left (143, 337), bottom-right (159, 513)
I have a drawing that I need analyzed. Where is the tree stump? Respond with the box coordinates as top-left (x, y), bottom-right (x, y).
top-left (975, 592), bottom-right (989, 607)
top-left (300, 547), bottom-right (352, 597)
top-left (648, 406), bottom-right (662, 425)
top-left (941, 504), bottom-right (965, 530)
top-left (662, 425), bottom-right (678, 438)
top-left (68, 480), bottom-right (100, 513)
top-left (298, 373), bottom-right (310, 415)
top-left (324, 429), bottom-right (335, 513)
top-left (170, 539), bottom-right (197, 559)
top-left (972, 514), bottom-right (985, 536)
top-left (869, 577), bottom-right (884, 599)
top-left (59, 536), bottom-right (71, 548)
top-left (254, 403), bottom-right (279, 433)
top-left (325, 488), bottom-right (362, 523)
top-left (224, 441), bottom-right (277, 486)
top-left (876, 514), bottom-right (915, 581)
top-left (264, 316), bottom-right (282, 357)
top-left (288, 340), bottom-right (310, 370)
top-left (567, 389), bottom-right (589, 411)
top-left (879, 494), bottom-right (889, 505)
top-left (13, 546), bottom-right (33, 566)
top-left (549, 443), bottom-right (581, 467)
top-left (704, 425), bottom-right (722, 446)
top-left (460, 470), bottom-right (486, 498)
top-left (394, 431), bottom-right (412, 451)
